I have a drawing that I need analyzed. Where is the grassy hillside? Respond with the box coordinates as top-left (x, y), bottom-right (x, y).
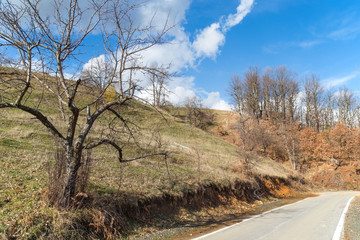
top-left (0, 68), bottom-right (295, 239)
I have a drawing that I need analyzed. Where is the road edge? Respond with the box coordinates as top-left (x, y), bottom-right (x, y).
top-left (332, 196), bottom-right (355, 240)
top-left (191, 197), bottom-right (310, 240)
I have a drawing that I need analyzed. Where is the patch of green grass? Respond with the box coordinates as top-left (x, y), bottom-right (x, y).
top-left (0, 137), bottom-right (21, 148)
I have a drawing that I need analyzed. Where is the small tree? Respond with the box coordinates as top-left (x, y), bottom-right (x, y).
top-left (101, 0), bottom-right (172, 97)
top-left (0, 0), bottom-right (171, 207)
top-left (184, 97), bottom-right (214, 129)
top-left (232, 115), bottom-right (253, 150)
top-left (279, 123), bottom-right (300, 170)
top-left (148, 71), bottom-right (170, 107)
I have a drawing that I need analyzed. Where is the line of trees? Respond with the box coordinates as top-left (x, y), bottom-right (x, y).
top-left (229, 66), bottom-right (359, 131)
top-left (228, 66), bottom-right (360, 171)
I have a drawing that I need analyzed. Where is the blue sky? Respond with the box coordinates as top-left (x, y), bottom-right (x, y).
top-left (160, 0), bottom-right (360, 109)
top-left (6, 0), bottom-right (360, 110)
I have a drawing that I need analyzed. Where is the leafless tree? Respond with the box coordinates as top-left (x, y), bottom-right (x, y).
top-left (184, 96), bottom-right (214, 129)
top-left (336, 87), bottom-right (356, 128)
top-left (356, 104), bottom-right (360, 128)
top-left (304, 74), bottom-right (323, 132)
top-left (101, 0), bottom-right (172, 97)
top-left (0, 0), bottom-right (171, 207)
top-left (148, 71), bottom-right (169, 107)
top-left (229, 74), bottom-right (245, 114)
top-left (279, 123), bottom-right (299, 170)
top-left (253, 122), bottom-right (275, 154)
top-left (185, 96), bottom-right (201, 127)
top-left (230, 66), bottom-right (299, 123)
top-left (323, 89), bottom-right (335, 129)
top-left (287, 79), bottom-right (300, 122)
top-left (261, 68), bottom-right (273, 120)
top-left (275, 66), bottom-right (290, 121)
top-left (271, 66), bottom-right (299, 123)
top-left (229, 67), bottom-right (262, 121)
top-left (244, 66), bottom-right (262, 121)
top-left (232, 115), bottom-right (253, 150)
top-left (81, 55), bottom-right (116, 90)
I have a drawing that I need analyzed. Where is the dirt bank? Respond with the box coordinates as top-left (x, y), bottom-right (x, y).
top-left (66, 175), bottom-right (307, 239)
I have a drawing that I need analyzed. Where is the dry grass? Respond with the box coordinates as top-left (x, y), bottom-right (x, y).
top-left (0, 103), bottom-right (293, 238)
top-left (0, 68), bottom-right (293, 238)
top-left (344, 196), bottom-right (360, 240)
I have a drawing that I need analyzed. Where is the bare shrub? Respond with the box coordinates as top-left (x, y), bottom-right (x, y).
top-left (185, 97), bottom-right (215, 130)
top-left (77, 150), bottom-right (92, 193)
top-left (193, 147), bottom-right (203, 182)
top-left (89, 209), bottom-right (120, 240)
top-left (46, 143), bottom-right (67, 205)
top-left (46, 142), bottom-right (92, 205)
top-left (230, 151), bottom-right (254, 176)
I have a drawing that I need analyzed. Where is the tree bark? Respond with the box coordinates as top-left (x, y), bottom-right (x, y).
top-left (58, 146), bottom-right (82, 207)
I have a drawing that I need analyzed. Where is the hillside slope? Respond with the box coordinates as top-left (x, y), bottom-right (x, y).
top-left (0, 68), bottom-right (299, 239)
top-left (205, 109), bottom-right (360, 191)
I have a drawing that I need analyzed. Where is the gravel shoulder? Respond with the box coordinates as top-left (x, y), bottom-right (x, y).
top-left (344, 196), bottom-right (360, 240)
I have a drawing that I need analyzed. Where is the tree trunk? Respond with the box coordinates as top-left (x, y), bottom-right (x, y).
top-left (58, 147), bottom-right (82, 207)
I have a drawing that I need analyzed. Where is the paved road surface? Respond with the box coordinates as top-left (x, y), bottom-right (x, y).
top-left (194, 191), bottom-right (360, 240)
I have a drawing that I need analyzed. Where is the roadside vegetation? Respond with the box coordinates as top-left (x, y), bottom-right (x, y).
top-left (344, 196), bottom-right (360, 240)
top-left (227, 66), bottom-right (360, 189)
top-left (1, 0), bottom-right (359, 239)
top-left (0, 67), bottom-right (300, 239)
top-left (0, 73), bottom-right (297, 238)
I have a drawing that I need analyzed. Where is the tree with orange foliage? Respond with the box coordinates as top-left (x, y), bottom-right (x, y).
top-left (298, 127), bottom-right (318, 163)
top-left (330, 124), bottom-right (352, 164)
top-left (312, 123), bottom-right (358, 169)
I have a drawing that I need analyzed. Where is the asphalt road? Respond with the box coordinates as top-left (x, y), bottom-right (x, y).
top-left (193, 191), bottom-right (360, 240)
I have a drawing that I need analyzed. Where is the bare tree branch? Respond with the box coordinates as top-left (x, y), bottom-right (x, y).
top-left (0, 102), bottom-right (65, 142)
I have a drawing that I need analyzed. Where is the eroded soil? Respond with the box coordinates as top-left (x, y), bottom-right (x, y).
top-left (131, 192), bottom-right (317, 240)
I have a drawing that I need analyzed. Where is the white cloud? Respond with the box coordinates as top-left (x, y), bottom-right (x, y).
top-left (163, 76), bottom-right (197, 106)
top-left (203, 92), bottom-right (232, 111)
top-left (82, 55), bottom-right (107, 71)
top-left (298, 40), bottom-right (322, 48)
top-left (82, 0), bottom-right (254, 109)
top-left (323, 72), bottom-right (360, 88)
top-left (223, 0), bottom-right (254, 31)
top-left (192, 0), bottom-right (254, 59)
top-left (211, 100), bottom-right (233, 111)
top-left (193, 23), bottom-right (225, 59)
top-left (139, 0), bottom-right (191, 33)
top-left (168, 76), bottom-right (195, 90)
top-left (328, 25), bottom-right (360, 40)
top-left (141, 32), bottom-right (195, 72)
top-left (136, 76), bottom-right (196, 105)
top-left (28, 0), bottom-right (102, 33)
top-left (139, 0), bottom-right (254, 68)
top-left (137, 76), bottom-right (232, 111)
top-left (139, 0), bottom-right (254, 107)
top-left (137, 0), bottom-right (195, 72)
top-left (324, 12), bottom-right (360, 41)
top-left (168, 86), bottom-right (197, 106)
